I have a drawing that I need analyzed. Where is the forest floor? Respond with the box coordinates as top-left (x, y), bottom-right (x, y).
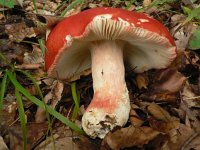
top-left (0, 0), bottom-right (200, 149)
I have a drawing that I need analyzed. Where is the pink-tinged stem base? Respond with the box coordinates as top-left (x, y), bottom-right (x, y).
top-left (82, 40), bottom-right (130, 138)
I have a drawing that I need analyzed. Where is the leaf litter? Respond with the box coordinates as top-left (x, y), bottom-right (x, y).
top-left (0, 0), bottom-right (200, 149)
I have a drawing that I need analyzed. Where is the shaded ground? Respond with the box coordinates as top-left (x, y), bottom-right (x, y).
top-left (0, 0), bottom-right (200, 149)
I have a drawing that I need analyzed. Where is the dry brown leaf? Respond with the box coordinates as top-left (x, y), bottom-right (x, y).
top-left (147, 103), bottom-right (179, 124)
top-left (143, 0), bottom-right (152, 7)
top-left (36, 135), bottom-right (97, 150)
top-left (166, 124), bottom-right (195, 150)
top-left (5, 22), bottom-right (36, 42)
top-left (37, 15), bottom-right (64, 29)
top-left (182, 82), bottom-right (200, 108)
top-left (182, 133), bottom-right (200, 150)
top-left (179, 97), bottom-right (200, 132)
top-left (129, 104), bottom-right (146, 127)
top-left (184, 51), bottom-right (200, 66)
top-left (42, 78), bottom-right (54, 86)
top-left (0, 39), bottom-right (30, 67)
top-left (136, 73), bottom-right (148, 89)
top-left (35, 80), bottom-right (64, 123)
top-left (23, 0), bottom-right (59, 15)
top-left (24, 45), bottom-right (44, 64)
top-left (171, 23), bottom-right (198, 51)
top-left (147, 103), bottom-right (180, 133)
top-left (35, 127), bottom-right (96, 150)
top-left (0, 99), bottom-right (17, 130)
top-left (154, 68), bottom-right (187, 93)
top-left (0, 136), bottom-right (8, 150)
top-left (171, 14), bottom-right (186, 27)
top-left (35, 6), bottom-right (79, 38)
top-left (129, 109), bottom-right (144, 127)
top-left (16, 0), bottom-right (24, 6)
top-left (140, 91), bottom-right (179, 103)
top-left (9, 123), bottom-right (48, 150)
top-left (103, 126), bottom-right (159, 149)
top-left (0, 12), bottom-right (4, 20)
top-left (182, 0), bottom-right (196, 8)
top-left (140, 68), bottom-right (186, 103)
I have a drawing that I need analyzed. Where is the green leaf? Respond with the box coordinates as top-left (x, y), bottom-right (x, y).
top-left (188, 28), bottom-right (200, 50)
top-left (182, 6), bottom-right (192, 15)
top-left (71, 82), bottom-right (80, 120)
top-left (16, 69), bottom-right (56, 149)
top-left (7, 70), bottom-right (84, 134)
top-left (0, 0), bottom-right (15, 8)
top-left (61, 0), bottom-right (83, 17)
top-left (183, 6), bottom-right (200, 24)
top-left (0, 72), bottom-right (8, 110)
top-left (15, 88), bottom-right (27, 150)
top-left (32, 0), bottom-right (38, 14)
top-left (38, 38), bottom-right (46, 57)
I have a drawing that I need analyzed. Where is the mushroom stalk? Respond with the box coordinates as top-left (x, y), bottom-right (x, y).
top-left (82, 40), bottom-right (130, 138)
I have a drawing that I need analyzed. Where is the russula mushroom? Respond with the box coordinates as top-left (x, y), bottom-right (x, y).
top-left (45, 7), bottom-right (177, 138)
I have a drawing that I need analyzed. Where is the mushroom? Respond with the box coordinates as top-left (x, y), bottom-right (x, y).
top-left (45, 7), bottom-right (177, 138)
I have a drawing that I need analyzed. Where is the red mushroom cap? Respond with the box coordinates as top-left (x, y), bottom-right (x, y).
top-left (45, 7), bottom-right (176, 80)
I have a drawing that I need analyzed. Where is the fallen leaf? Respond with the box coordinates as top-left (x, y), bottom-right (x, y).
top-left (171, 14), bottom-right (186, 26)
top-left (140, 91), bottom-right (180, 103)
top-left (16, 0), bottom-right (24, 7)
top-left (37, 15), bottom-right (64, 29)
top-left (23, 0), bottom-right (59, 15)
top-left (0, 12), bottom-right (4, 20)
top-left (143, 0), bottom-right (152, 7)
top-left (140, 68), bottom-right (186, 103)
top-left (147, 103), bottom-right (178, 124)
top-left (103, 126), bottom-right (159, 149)
top-left (37, 135), bottom-right (97, 150)
top-left (9, 123), bottom-right (48, 150)
top-left (171, 23), bottom-right (197, 51)
top-left (42, 78), bottom-right (54, 86)
top-left (179, 98), bottom-right (200, 132)
top-left (35, 127), bottom-right (97, 150)
top-left (0, 136), bottom-right (8, 150)
top-left (183, 51), bottom-right (200, 66)
top-left (182, 133), bottom-right (200, 150)
top-left (23, 45), bottom-right (44, 64)
top-left (182, 0), bottom-right (194, 7)
top-left (5, 22), bottom-right (36, 42)
top-left (147, 103), bottom-right (180, 133)
top-left (0, 39), bottom-right (30, 67)
top-left (136, 73), bottom-right (148, 89)
top-left (0, 98), bottom-right (17, 130)
top-left (181, 65), bottom-right (199, 85)
top-left (161, 124), bottom-right (194, 150)
top-left (181, 82), bottom-right (200, 108)
top-left (147, 103), bottom-right (180, 145)
top-left (154, 68), bottom-right (187, 93)
top-left (129, 105), bottom-right (145, 127)
top-left (35, 80), bottom-right (64, 123)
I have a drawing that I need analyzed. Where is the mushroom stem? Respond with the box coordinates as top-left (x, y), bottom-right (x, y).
top-left (82, 40), bottom-right (130, 138)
